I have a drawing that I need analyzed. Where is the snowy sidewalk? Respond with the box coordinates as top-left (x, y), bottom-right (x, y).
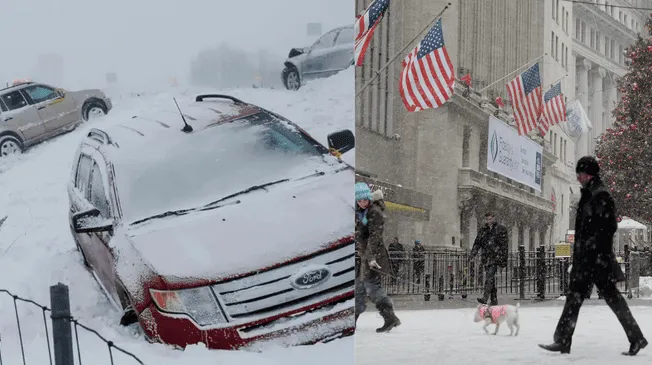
top-left (355, 305), bottom-right (652, 365)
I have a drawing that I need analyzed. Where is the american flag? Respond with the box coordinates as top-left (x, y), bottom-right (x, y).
top-left (399, 18), bottom-right (455, 112)
top-left (354, 0), bottom-right (390, 66)
top-left (538, 82), bottom-right (567, 136)
top-left (505, 63), bottom-right (543, 135)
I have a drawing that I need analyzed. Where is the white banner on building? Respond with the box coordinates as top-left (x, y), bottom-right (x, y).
top-left (487, 115), bottom-right (543, 191)
top-left (561, 100), bottom-right (592, 140)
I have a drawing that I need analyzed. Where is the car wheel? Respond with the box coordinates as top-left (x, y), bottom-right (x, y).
top-left (82, 101), bottom-right (107, 121)
top-left (0, 135), bottom-right (23, 157)
top-left (283, 67), bottom-right (301, 91)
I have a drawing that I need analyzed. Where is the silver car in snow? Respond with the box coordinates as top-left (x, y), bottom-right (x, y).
top-left (0, 81), bottom-right (112, 157)
top-left (282, 25), bottom-right (354, 91)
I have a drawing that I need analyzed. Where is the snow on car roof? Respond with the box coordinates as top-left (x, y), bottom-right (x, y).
top-left (93, 96), bottom-right (263, 156)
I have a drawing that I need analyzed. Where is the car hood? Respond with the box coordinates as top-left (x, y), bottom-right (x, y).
top-left (122, 168), bottom-right (354, 282)
top-left (285, 47), bottom-right (309, 65)
top-left (68, 88), bottom-right (107, 101)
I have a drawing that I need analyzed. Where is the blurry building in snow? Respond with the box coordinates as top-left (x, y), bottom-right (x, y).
top-left (355, 0), bottom-right (651, 251)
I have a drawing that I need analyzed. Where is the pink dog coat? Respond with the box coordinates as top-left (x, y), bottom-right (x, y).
top-left (479, 305), bottom-right (507, 324)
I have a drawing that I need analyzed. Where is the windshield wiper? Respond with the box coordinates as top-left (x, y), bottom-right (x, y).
top-left (130, 178), bottom-right (290, 226)
top-left (201, 178), bottom-right (290, 209)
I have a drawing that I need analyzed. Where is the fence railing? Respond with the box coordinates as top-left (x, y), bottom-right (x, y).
top-left (0, 283), bottom-right (145, 365)
top-left (379, 245), bottom-right (647, 301)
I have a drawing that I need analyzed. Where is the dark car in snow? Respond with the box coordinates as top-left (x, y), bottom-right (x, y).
top-left (282, 25), bottom-right (354, 91)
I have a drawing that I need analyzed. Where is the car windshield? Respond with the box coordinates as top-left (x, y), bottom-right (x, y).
top-left (112, 111), bottom-right (334, 224)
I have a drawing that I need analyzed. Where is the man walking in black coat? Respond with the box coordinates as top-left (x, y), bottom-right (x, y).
top-left (469, 212), bottom-right (509, 305)
top-left (539, 156), bottom-right (647, 356)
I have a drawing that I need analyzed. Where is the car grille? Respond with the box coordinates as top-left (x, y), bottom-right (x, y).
top-left (210, 240), bottom-right (354, 321)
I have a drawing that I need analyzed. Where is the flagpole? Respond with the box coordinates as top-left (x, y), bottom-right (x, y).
top-left (356, 2), bottom-right (452, 98)
top-left (477, 54), bottom-right (545, 93)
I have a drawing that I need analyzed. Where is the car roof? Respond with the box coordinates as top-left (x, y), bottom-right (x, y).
top-left (86, 94), bottom-right (272, 160)
top-left (0, 82), bottom-right (34, 94)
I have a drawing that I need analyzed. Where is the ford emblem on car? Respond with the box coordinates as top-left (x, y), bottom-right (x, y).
top-left (290, 265), bottom-right (331, 290)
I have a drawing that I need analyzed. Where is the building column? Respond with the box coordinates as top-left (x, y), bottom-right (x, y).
top-left (576, 59), bottom-right (591, 160)
top-left (511, 223), bottom-right (519, 252)
top-left (607, 74), bottom-right (618, 129)
top-left (523, 226), bottom-right (531, 250)
top-left (590, 66), bottom-right (606, 153)
top-left (533, 228), bottom-right (540, 248)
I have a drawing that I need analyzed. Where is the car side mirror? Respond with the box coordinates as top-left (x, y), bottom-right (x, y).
top-left (72, 208), bottom-right (113, 234)
top-left (327, 129), bottom-right (355, 157)
top-left (57, 89), bottom-right (66, 98)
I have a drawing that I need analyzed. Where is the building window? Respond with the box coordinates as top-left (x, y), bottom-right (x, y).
top-left (610, 39), bottom-right (615, 59)
top-left (561, 45), bottom-right (565, 68)
top-left (581, 21), bottom-right (586, 43)
top-left (620, 44), bottom-right (625, 64)
top-left (554, 133), bottom-right (558, 156)
top-left (556, 0), bottom-right (560, 23)
top-left (555, 35), bottom-right (559, 61)
top-left (590, 29), bottom-right (595, 48)
top-left (562, 8), bottom-right (565, 31)
top-left (563, 139), bottom-right (567, 162)
top-left (575, 17), bottom-right (580, 39)
top-left (566, 10), bottom-right (569, 34)
top-left (552, 0), bottom-right (556, 20)
top-left (551, 31), bottom-right (555, 57)
top-left (565, 46), bottom-right (569, 70)
top-left (624, 14), bottom-right (628, 27)
top-left (605, 37), bottom-right (609, 56)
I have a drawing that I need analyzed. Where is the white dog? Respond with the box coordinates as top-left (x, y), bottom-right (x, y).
top-left (473, 303), bottom-right (520, 336)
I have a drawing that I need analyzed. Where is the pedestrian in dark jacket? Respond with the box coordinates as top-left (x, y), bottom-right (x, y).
top-left (388, 237), bottom-right (404, 281)
top-left (412, 240), bottom-right (425, 283)
top-left (539, 156), bottom-right (647, 356)
top-left (469, 212), bottom-right (508, 305)
top-left (354, 182), bottom-right (401, 333)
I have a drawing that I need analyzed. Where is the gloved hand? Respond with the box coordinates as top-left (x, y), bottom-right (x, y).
top-left (369, 260), bottom-right (381, 269)
top-left (567, 264), bottom-right (572, 274)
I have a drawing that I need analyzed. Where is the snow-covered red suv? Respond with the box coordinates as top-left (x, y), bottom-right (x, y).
top-left (67, 94), bottom-right (355, 350)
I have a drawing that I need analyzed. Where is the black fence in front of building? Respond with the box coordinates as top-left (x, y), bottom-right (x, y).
top-left (373, 245), bottom-right (649, 301)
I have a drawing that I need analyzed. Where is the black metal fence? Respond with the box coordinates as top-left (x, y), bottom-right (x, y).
top-left (0, 283), bottom-right (145, 365)
top-left (381, 245), bottom-right (647, 301)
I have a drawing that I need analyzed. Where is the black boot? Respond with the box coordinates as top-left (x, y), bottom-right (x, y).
top-left (538, 342), bottom-right (570, 354)
top-left (622, 338), bottom-right (648, 356)
top-left (376, 302), bottom-right (401, 333)
top-left (477, 297), bottom-right (487, 304)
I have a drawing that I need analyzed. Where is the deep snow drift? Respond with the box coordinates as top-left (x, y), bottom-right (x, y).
top-left (0, 69), bottom-right (354, 364)
top-left (356, 304), bottom-right (652, 365)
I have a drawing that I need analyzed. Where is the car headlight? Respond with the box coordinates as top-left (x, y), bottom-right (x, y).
top-left (149, 287), bottom-right (227, 326)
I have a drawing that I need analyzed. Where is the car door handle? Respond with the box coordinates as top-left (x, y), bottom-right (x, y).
top-left (38, 106), bottom-right (46, 110)
top-left (4, 117), bottom-right (12, 121)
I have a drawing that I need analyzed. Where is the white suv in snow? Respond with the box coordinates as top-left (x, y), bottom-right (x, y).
top-left (67, 94), bottom-right (355, 350)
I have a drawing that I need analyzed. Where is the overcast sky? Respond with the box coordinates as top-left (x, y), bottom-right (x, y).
top-left (1, 0), bottom-right (352, 90)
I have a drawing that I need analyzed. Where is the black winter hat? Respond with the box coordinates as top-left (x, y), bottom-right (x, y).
top-left (575, 156), bottom-right (600, 176)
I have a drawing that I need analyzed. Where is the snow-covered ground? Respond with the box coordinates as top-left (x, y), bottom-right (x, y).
top-left (356, 304), bottom-right (652, 364)
top-left (0, 70), bottom-right (354, 364)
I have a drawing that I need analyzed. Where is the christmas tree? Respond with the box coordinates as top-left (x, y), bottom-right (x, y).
top-left (595, 14), bottom-right (652, 223)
